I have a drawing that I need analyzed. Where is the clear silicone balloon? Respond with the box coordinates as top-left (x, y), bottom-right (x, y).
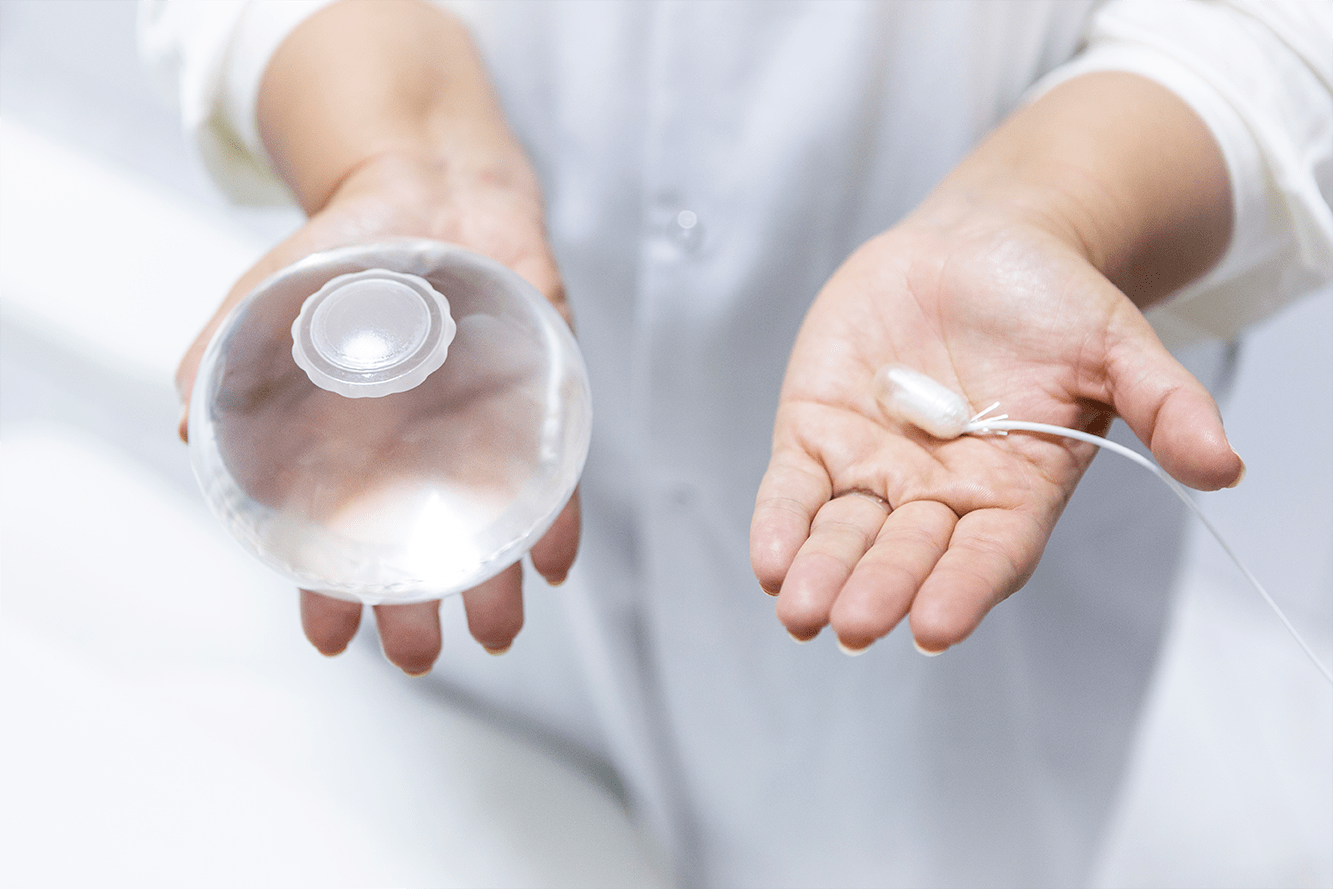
top-left (189, 239), bottom-right (592, 605)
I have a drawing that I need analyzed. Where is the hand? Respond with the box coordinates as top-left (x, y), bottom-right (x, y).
top-left (749, 201), bottom-right (1242, 655)
top-left (178, 152), bottom-right (581, 674)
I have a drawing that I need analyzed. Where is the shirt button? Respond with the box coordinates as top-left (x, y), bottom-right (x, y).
top-left (671, 209), bottom-right (703, 252)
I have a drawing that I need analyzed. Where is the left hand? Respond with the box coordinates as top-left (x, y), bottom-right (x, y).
top-left (749, 201), bottom-right (1242, 655)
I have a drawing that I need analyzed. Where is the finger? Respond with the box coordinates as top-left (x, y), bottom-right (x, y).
top-left (774, 492), bottom-right (890, 641)
top-left (829, 500), bottom-right (957, 653)
top-left (908, 507), bottom-right (1048, 654)
top-left (529, 488), bottom-right (581, 586)
top-left (174, 237), bottom-right (317, 433)
top-left (175, 256), bottom-right (281, 404)
top-left (1105, 310), bottom-right (1243, 490)
top-left (750, 450), bottom-right (833, 596)
top-left (300, 588), bottom-right (364, 656)
top-left (1148, 386), bottom-right (1243, 490)
top-left (372, 599), bottom-right (443, 676)
top-left (175, 334), bottom-right (209, 411)
top-left (461, 562), bottom-right (524, 654)
top-left (175, 336), bottom-right (206, 444)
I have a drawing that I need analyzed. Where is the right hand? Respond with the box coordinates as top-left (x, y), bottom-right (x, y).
top-left (177, 151), bottom-right (582, 674)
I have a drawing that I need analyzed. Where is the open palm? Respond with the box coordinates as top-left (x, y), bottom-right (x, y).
top-left (750, 212), bottom-right (1242, 655)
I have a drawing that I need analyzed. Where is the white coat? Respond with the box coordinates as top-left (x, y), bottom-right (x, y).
top-left (142, 2), bottom-right (1333, 885)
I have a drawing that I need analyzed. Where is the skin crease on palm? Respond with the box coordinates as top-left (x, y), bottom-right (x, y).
top-left (751, 213), bottom-right (1233, 657)
top-left (176, 1), bottom-right (1242, 675)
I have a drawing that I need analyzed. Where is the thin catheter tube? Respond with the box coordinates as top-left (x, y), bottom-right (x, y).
top-left (967, 416), bottom-right (1333, 686)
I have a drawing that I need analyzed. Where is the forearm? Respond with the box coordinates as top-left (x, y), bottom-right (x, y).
top-left (916, 71), bottom-right (1233, 310)
top-left (256, 0), bottom-right (534, 215)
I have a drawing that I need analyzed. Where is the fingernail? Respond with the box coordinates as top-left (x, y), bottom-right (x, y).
top-left (484, 644), bottom-right (512, 656)
top-left (1226, 452), bottom-right (1246, 489)
top-left (546, 574), bottom-right (567, 588)
top-left (761, 585), bottom-right (779, 598)
top-left (403, 666), bottom-right (432, 677)
top-left (787, 629), bottom-right (815, 644)
top-left (837, 638), bottom-right (871, 657)
top-left (177, 406), bottom-right (190, 444)
top-left (914, 639), bottom-right (945, 657)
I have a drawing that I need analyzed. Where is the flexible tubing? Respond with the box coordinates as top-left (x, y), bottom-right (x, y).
top-left (966, 417), bottom-right (1333, 686)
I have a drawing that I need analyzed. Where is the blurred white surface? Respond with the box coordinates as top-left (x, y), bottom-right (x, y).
top-left (0, 425), bottom-right (669, 888)
top-left (0, 2), bottom-right (1329, 887)
top-left (0, 116), bottom-right (257, 386)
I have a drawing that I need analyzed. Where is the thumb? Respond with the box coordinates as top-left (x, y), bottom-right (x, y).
top-left (173, 225), bottom-right (338, 443)
top-left (1104, 309), bottom-right (1244, 491)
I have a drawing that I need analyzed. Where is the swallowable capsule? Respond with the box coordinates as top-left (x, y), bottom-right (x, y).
top-left (872, 364), bottom-right (971, 439)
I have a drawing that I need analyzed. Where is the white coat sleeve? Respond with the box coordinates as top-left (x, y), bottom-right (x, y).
top-left (137, 0), bottom-right (335, 205)
top-left (1030, 0), bottom-right (1333, 346)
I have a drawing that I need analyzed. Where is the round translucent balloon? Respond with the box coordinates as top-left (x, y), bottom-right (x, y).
top-left (189, 239), bottom-right (592, 604)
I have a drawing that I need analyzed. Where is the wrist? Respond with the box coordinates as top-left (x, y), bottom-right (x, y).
top-left (323, 146), bottom-right (543, 226)
top-left (915, 72), bottom-right (1232, 309)
top-left (256, 0), bottom-right (530, 215)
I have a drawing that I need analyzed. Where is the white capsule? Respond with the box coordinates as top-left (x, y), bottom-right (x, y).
top-left (873, 364), bottom-right (971, 439)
